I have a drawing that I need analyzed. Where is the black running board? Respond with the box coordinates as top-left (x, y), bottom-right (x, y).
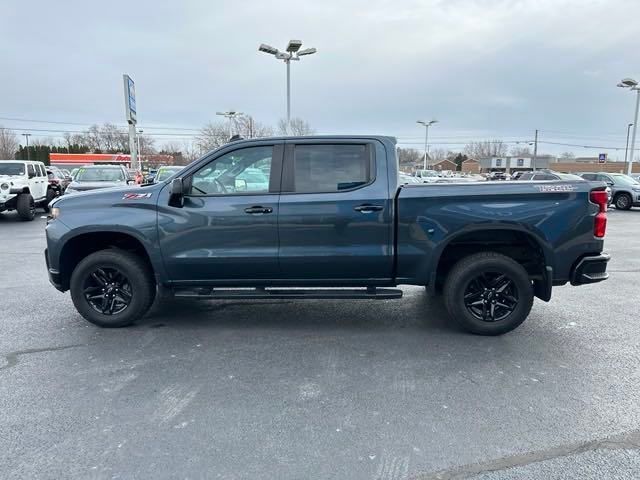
top-left (172, 287), bottom-right (403, 300)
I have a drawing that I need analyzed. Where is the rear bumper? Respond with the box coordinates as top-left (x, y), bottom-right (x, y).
top-left (570, 253), bottom-right (610, 286)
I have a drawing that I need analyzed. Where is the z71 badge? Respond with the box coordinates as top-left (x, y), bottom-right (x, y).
top-left (535, 184), bottom-right (577, 193)
top-left (123, 192), bottom-right (152, 200)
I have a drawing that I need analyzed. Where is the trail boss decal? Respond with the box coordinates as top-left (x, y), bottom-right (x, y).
top-left (535, 184), bottom-right (577, 193)
top-left (123, 192), bottom-right (152, 200)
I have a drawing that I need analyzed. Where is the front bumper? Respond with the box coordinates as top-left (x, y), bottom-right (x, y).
top-left (570, 253), bottom-right (610, 286)
top-left (45, 248), bottom-right (65, 292)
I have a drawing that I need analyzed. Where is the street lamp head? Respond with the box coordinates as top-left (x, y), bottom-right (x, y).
top-left (286, 40), bottom-right (302, 53)
top-left (416, 120), bottom-right (426, 126)
top-left (620, 78), bottom-right (638, 88)
top-left (297, 47), bottom-right (317, 56)
top-left (428, 120), bottom-right (438, 126)
top-left (258, 44), bottom-right (279, 55)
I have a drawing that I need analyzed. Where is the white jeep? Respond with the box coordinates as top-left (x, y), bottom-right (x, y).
top-left (0, 160), bottom-right (54, 221)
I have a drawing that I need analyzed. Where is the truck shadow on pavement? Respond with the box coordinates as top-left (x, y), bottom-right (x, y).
top-left (138, 290), bottom-right (459, 334)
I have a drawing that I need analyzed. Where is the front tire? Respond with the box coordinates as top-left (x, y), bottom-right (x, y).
top-left (614, 193), bottom-right (632, 210)
top-left (443, 252), bottom-right (534, 335)
top-left (16, 193), bottom-right (35, 221)
top-left (70, 249), bottom-right (155, 327)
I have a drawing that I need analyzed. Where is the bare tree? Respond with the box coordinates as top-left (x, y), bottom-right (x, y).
top-left (397, 147), bottom-right (422, 168)
top-left (235, 116), bottom-right (273, 139)
top-left (559, 151), bottom-right (575, 159)
top-left (138, 133), bottom-right (156, 156)
top-left (429, 148), bottom-right (450, 163)
top-left (463, 140), bottom-right (508, 159)
top-left (0, 127), bottom-right (19, 159)
top-left (277, 117), bottom-right (315, 136)
top-left (195, 122), bottom-right (230, 153)
top-left (510, 145), bottom-right (532, 156)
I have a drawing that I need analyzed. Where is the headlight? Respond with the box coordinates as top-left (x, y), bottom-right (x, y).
top-left (0, 183), bottom-right (8, 190)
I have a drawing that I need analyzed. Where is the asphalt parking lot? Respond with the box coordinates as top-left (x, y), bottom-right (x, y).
top-left (1, 209), bottom-right (640, 479)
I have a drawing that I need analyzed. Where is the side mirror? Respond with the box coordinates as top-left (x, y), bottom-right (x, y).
top-left (234, 178), bottom-right (247, 192)
top-left (169, 177), bottom-right (185, 207)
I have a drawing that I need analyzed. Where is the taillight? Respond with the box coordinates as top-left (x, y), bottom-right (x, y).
top-left (590, 190), bottom-right (608, 238)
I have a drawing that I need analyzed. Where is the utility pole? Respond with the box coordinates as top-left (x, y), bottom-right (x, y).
top-left (22, 133), bottom-right (31, 160)
top-left (624, 123), bottom-right (634, 173)
top-left (532, 129), bottom-right (538, 170)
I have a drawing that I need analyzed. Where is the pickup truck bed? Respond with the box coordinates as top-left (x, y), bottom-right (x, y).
top-left (45, 135), bottom-right (609, 335)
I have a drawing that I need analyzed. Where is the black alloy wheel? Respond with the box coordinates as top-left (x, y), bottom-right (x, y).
top-left (83, 267), bottom-right (133, 315)
top-left (463, 272), bottom-right (519, 322)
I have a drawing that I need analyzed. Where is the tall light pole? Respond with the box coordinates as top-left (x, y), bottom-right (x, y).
top-left (258, 40), bottom-right (317, 127)
top-left (216, 111), bottom-right (244, 139)
top-left (416, 120), bottom-right (438, 169)
top-left (137, 129), bottom-right (143, 160)
top-left (22, 133), bottom-right (31, 160)
top-left (532, 129), bottom-right (539, 170)
top-left (624, 122), bottom-right (634, 173)
top-left (618, 78), bottom-right (640, 175)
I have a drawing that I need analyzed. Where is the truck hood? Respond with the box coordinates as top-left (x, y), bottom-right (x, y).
top-left (0, 174), bottom-right (27, 184)
top-left (52, 183), bottom-right (157, 209)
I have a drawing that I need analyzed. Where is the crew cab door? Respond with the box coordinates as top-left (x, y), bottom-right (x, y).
top-left (277, 140), bottom-right (393, 282)
top-left (157, 143), bottom-right (283, 282)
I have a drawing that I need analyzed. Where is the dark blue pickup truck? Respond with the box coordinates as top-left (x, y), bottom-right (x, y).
top-left (45, 136), bottom-right (610, 335)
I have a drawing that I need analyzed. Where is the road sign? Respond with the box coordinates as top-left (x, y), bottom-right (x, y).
top-left (123, 74), bottom-right (137, 124)
top-left (598, 153), bottom-right (607, 164)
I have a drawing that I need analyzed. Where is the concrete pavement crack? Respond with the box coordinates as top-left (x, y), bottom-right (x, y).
top-left (0, 344), bottom-right (86, 371)
top-left (411, 428), bottom-right (640, 480)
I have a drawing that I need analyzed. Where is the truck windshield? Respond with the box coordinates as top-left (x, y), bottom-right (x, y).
top-left (0, 163), bottom-right (25, 176)
top-left (75, 168), bottom-right (126, 182)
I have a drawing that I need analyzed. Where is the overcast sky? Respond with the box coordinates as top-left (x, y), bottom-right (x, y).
top-left (1, 0), bottom-right (639, 157)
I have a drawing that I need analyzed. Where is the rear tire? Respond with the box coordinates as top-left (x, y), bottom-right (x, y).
top-left (16, 193), bottom-right (35, 221)
top-left (443, 252), bottom-right (534, 335)
top-left (614, 193), bottom-right (632, 210)
top-left (70, 249), bottom-right (155, 328)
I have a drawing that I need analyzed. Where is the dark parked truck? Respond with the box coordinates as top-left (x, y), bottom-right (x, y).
top-left (45, 136), bottom-right (610, 335)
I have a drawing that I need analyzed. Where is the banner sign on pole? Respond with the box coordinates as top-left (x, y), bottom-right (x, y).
top-left (123, 74), bottom-right (137, 124)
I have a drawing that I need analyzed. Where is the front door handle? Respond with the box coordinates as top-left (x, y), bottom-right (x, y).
top-left (244, 206), bottom-right (273, 214)
top-left (354, 204), bottom-right (383, 213)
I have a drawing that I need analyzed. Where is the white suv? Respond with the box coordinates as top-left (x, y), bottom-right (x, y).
top-left (0, 160), bottom-right (52, 221)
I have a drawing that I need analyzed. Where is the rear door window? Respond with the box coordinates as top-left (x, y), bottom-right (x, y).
top-left (27, 164), bottom-right (36, 178)
top-left (291, 144), bottom-right (372, 193)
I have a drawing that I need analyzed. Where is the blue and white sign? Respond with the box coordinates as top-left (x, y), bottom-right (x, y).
top-left (598, 153), bottom-right (607, 164)
top-left (123, 74), bottom-right (137, 124)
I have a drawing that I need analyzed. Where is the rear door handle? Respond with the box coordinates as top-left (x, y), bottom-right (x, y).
top-left (244, 206), bottom-right (273, 214)
top-left (354, 204), bottom-right (383, 213)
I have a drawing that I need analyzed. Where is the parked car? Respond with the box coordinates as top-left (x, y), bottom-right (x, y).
top-left (488, 171), bottom-right (508, 180)
top-left (414, 169), bottom-right (440, 183)
top-left (399, 173), bottom-right (421, 185)
top-left (510, 171), bottom-right (528, 180)
top-left (47, 167), bottom-right (71, 194)
top-left (518, 171), bottom-right (583, 181)
top-left (154, 166), bottom-right (184, 183)
top-left (64, 165), bottom-right (132, 194)
top-left (578, 172), bottom-right (640, 210)
top-left (46, 136), bottom-right (610, 336)
top-left (145, 169), bottom-right (158, 183)
top-left (0, 160), bottom-right (52, 220)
